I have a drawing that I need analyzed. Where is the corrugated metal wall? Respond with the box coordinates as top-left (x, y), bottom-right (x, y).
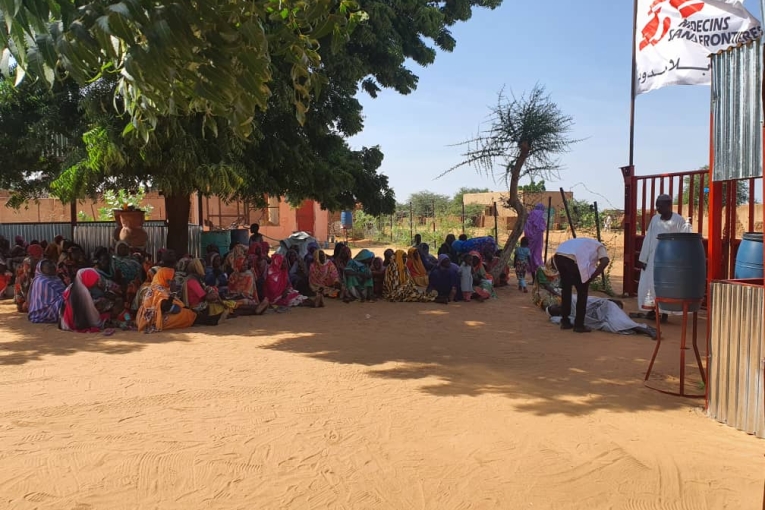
top-left (708, 282), bottom-right (765, 438)
top-left (711, 41), bottom-right (763, 181)
top-left (0, 223), bottom-right (73, 244)
top-left (0, 222), bottom-right (201, 260)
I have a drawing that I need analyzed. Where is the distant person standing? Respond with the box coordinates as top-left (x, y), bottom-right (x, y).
top-left (249, 223), bottom-right (264, 245)
top-left (637, 194), bottom-right (688, 321)
top-left (412, 234), bottom-right (422, 247)
top-left (553, 238), bottom-right (610, 333)
top-left (604, 215), bottom-right (612, 232)
top-left (524, 204), bottom-right (547, 280)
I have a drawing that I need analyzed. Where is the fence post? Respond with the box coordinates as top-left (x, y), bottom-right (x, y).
top-left (409, 202), bottom-right (413, 244)
top-left (493, 201), bottom-right (498, 240)
top-left (461, 199), bottom-right (465, 234)
top-left (621, 165), bottom-right (635, 296)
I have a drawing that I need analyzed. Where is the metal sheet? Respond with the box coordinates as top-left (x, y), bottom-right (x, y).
top-left (708, 281), bottom-right (765, 438)
top-left (711, 41), bottom-right (763, 181)
top-left (74, 222), bottom-right (202, 260)
top-left (0, 223), bottom-right (73, 245)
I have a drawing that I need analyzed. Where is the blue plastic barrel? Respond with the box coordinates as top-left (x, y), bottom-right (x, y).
top-left (341, 211), bottom-right (353, 229)
top-left (734, 232), bottom-right (764, 279)
top-left (653, 233), bottom-right (706, 312)
top-left (230, 228), bottom-right (250, 247)
top-left (201, 230), bottom-right (232, 258)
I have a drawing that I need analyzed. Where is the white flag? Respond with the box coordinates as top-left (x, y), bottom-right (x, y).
top-left (635, 0), bottom-right (762, 96)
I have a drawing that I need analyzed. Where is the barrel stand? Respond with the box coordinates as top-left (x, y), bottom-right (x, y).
top-left (643, 297), bottom-right (706, 398)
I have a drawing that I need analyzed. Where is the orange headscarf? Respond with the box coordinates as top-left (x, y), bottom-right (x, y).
top-left (152, 267), bottom-right (175, 288)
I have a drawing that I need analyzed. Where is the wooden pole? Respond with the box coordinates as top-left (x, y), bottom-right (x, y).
top-left (461, 199), bottom-right (465, 234)
top-left (409, 202), bottom-right (413, 245)
top-left (560, 188), bottom-right (576, 239)
top-left (544, 197), bottom-right (552, 262)
top-left (594, 201), bottom-right (602, 242)
top-left (493, 201), bottom-right (498, 240)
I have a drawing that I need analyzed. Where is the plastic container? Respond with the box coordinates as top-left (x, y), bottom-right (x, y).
top-left (653, 233), bottom-right (706, 312)
top-left (201, 230), bottom-right (232, 258)
top-left (734, 232), bottom-right (763, 279)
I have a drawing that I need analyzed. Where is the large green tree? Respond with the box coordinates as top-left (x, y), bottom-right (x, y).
top-left (0, 0), bottom-right (366, 137)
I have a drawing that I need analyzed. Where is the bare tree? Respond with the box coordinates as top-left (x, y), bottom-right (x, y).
top-left (441, 85), bottom-right (578, 279)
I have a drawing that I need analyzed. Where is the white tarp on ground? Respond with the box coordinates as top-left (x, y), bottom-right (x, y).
top-left (276, 232), bottom-right (317, 258)
top-left (550, 296), bottom-right (657, 338)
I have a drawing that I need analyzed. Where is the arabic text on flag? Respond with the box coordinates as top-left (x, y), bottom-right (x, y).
top-left (635, 0), bottom-right (762, 96)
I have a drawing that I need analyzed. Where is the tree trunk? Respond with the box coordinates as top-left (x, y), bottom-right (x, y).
top-left (492, 148), bottom-right (530, 281)
top-left (165, 193), bottom-right (192, 256)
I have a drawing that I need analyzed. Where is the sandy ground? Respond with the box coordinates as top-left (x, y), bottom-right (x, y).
top-left (0, 268), bottom-right (762, 509)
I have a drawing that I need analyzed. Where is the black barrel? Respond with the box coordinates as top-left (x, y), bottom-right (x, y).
top-left (653, 233), bottom-right (706, 312)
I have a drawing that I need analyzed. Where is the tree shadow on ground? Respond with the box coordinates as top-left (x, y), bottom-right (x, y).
top-left (0, 302), bottom-right (190, 366)
top-left (263, 289), bottom-right (708, 417)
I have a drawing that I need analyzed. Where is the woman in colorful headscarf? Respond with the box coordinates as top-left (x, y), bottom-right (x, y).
top-left (57, 244), bottom-right (88, 287)
top-left (344, 249), bottom-right (375, 302)
top-left (383, 250), bottom-right (436, 303)
top-left (469, 251), bottom-right (496, 299)
top-left (304, 242), bottom-right (320, 270)
top-left (309, 250), bottom-right (340, 298)
top-left (524, 203), bottom-right (547, 280)
top-left (133, 267), bottom-right (157, 311)
top-left (204, 252), bottom-right (229, 291)
top-left (113, 242), bottom-right (144, 287)
top-left (182, 258), bottom-right (242, 324)
top-left (93, 246), bottom-right (118, 282)
top-left (227, 255), bottom-right (268, 314)
top-left (532, 258), bottom-right (562, 310)
top-left (224, 244), bottom-right (248, 275)
top-left (44, 242), bottom-right (61, 263)
top-left (264, 254), bottom-right (322, 308)
top-left (137, 267), bottom-right (197, 333)
top-left (28, 259), bottom-right (67, 324)
top-left (14, 243), bottom-right (43, 312)
top-left (406, 247), bottom-right (429, 287)
top-left (60, 268), bottom-right (112, 332)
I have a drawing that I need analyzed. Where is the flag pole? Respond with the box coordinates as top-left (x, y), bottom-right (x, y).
top-left (629, 0), bottom-right (639, 167)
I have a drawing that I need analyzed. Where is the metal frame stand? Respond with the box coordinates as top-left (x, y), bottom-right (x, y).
top-left (644, 297), bottom-right (706, 398)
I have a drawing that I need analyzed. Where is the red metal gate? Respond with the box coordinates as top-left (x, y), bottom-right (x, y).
top-left (621, 165), bottom-right (761, 297)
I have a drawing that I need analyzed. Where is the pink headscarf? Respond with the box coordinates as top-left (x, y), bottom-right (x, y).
top-left (264, 254), bottom-right (289, 301)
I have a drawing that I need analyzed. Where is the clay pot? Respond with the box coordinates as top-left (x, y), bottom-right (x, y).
top-left (112, 210), bottom-right (124, 242)
top-left (115, 209), bottom-right (148, 248)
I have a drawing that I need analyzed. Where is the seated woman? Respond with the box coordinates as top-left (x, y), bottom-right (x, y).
top-left (344, 249), bottom-right (375, 302)
top-left (406, 247), bottom-right (429, 287)
top-left (60, 268), bottom-right (114, 332)
top-left (113, 242), bottom-right (145, 304)
top-left (133, 267), bottom-right (157, 311)
top-left (532, 259), bottom-right (562, 310)
top-left (371, 257), bottom-right (386, 299)
top-left (93, 246), bottom-right (119, 284)
top-left (418, 243), bottom-right (438, 272)
top-left (428, 255), bottom-right (459, 304)
top-left (204, 253), bottom-right (229, 292)
top-left (458, 253), bottom-right (490, 302)
top-left (28, 259), bottom-right (67, 323)
top-left (264, 254), bottom-right (323, 308)
top-left (182, 258), bottom-right (240, 325)
top-left (383, 250), bottom-right (436, 303)
top-left (14, 243), bottom-right (44, 312)
top-left (287, 249), bottom-right (310, 295)
top-left (470, 251), bottom-right (496, 299)
top-left (309, 250), bottom-right (341, 298)
top-left (137, 267), bottom-right (197, 333)
top-left (227, 256), bottom-right (269, 315)
top-left (58, 245), bottom-right (88, 286)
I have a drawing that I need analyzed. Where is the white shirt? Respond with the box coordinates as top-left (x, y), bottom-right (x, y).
top-left (555, 238), bottom-right (608, 282)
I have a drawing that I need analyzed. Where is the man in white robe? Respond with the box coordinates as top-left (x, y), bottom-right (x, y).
top-left (637, 194), bottom-right (688, 320)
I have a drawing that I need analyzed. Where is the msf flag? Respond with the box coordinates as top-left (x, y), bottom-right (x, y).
top-left (635, 0), bottom-right (762, 96)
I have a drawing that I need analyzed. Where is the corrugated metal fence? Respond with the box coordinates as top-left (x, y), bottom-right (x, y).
top-left (0, 222), bottom-right (201, 260)
top-left (711, 41), bottom-right (763, 181)
top-left (708, 281), bottom-right (765, 438)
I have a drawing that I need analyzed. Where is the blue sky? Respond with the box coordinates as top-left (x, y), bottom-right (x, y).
top-left (348, 0), bottom-right (762, 210)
